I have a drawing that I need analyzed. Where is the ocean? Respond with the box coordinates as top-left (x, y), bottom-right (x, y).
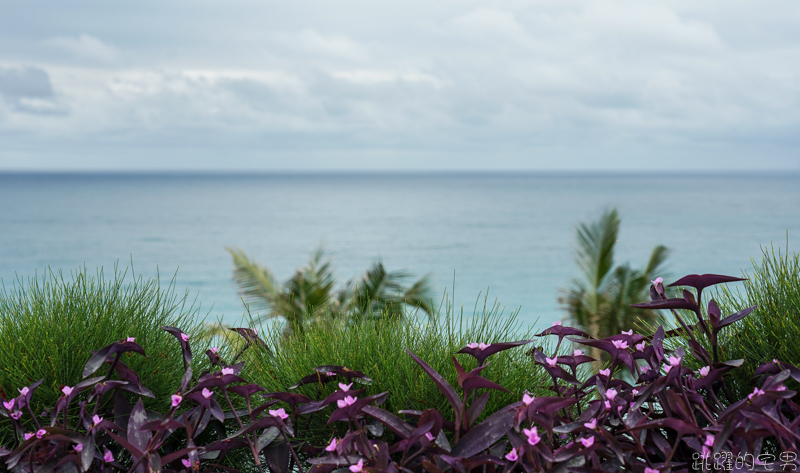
top-left (1, 171), bottom-right (798, 332)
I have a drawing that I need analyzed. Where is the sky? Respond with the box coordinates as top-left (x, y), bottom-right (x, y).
top-left (1, 1), bottom-right (799, 171)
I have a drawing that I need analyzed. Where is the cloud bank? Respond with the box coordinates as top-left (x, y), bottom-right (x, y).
top-left (1, 0), bottom-right (799, 170)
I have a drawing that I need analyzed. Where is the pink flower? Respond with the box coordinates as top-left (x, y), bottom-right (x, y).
top-left (466, 342), bottom-right (479, 349)
top-left (182, 459), bottom-right (192, 468)
top-left (583, 418), bottom-right (597, 430)
top-left (612, 340), bottom-right (628, 350)
top-left (552, 320), bottom-right (562, 326)
top-left (505, 447), bottom-right (519, 462)
top-left (774, 359), bottom-right (779, 364)
top-left (478, 342), bottom-right (490, 350)
top-left (698, 366), bottom-right (710, 377)
top-left (645, 468), bottom-right (660, 473)
top-left (24, 432), bottom-right (33, 441)
top-left (641, 365), bottom-right (650, 373)
top-left (210, 347), bottom-right (219, 355)
top-left (651, 277), bottom-right (663, 285)
top-left (349, 459), bottom-right (364, 473)
top-left (545, 357), bottom-right (558, 367)
top-left (621, 329), bottom-right (633, 336)
top-left (605, 388), bottom-right (617, 401)
top-left (632, 389), bottom-right (639, 396)
top-left (104, 451), bottom-right (114, 463)
top-left (92, 415), bottom-right (103, 426)
top-left (62, 386), bottom-right (73, 396)
top-left (522, 393), bottom-right (534, 405)
top-left (10, 412), bottom-right (21, 420)
top-left (126, 337), bottom-right (135, 343)
top-left (777, 385), bottom-right (787, 391)
top-left (604, 400), bottom-right (611, 410)
top-left (704, 435), bottom-right (714, 447)
top-left (580, 436), bottom-right (594, 448)
top-left (523, 427), bottom-right (541, 446)
top-left (3, 399), bottom-right (14, 410)
top-left (599, 369), bottom-right (610, 377)
top-left (171, 394), bottom-right (183, 407)
top-left (636, 342), bottom-right (646, 351)
top-left (221, 367), bottom-right (234, 376)
top-left (269, 408), bottom-right (289, 420)
top-left (337, 396), bottom-right (357, 409)
top-left (668, 355), bottom-right (682, 367)
top-left (325, 438), bottom-right (338, 452)
top-left (73, 443), bottom-right (83, 453)
top-left (18, 387), bottom-right (29, 396)
top-left (425, 432), bottom-right (435, 441)
top-left (702, 445), bottom-right (711, 458)
top-left (202, 388), bottom-right (213, 399)
top-left (339, 383), bottom-right (353, 392)
top-left (664, 365), bottom-right (673, 373)
top-left (36, 429), bottom-right (46, 439)
top-left (748, 387), bottom-right (765, 400)
top-left (180, 333), bottom-right (189, 342)
top-left (573, 349), bottom-right (583, 356)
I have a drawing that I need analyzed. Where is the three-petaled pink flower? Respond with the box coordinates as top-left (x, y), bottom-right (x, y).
top-left (337, 396), bottom-right (357, 409)
top-left (777, 385), bottom-right (787, 391)
top-left (104, 451), bottom-right (114, 463)
top-left (424, 432), bottom-right (435, 441)
top-left (325, 438), bottom-right (338, 452)
top-left (24, 433), bottom-right (33, 441)
top-left (583, 418), bottom-right (597, 430)
top-left (74, 443), bottom-right (83, 453)
top-left (36, 429), bottom-right (46, 439)
top-left (18, 387), bottom-right (29, 396)
top-left (612, 340), bottom-right (628, 350)
top-left (645, 468), bottom-right (660, 473)
top-left (202, 388), bottom-right (213, 399)
top-left (604, 400), bottom-right (611, 410)
top-left (552, 320), bottom-right (562, 326)
top-left (701, 434), bottom-right (714, 457)
top-left (180, 332), bottom-right (189, 342)
top-left (182, 459), bottom-right (192, 468)
top-left (92, 415), bottom-right (103, 426)
top-left (505, 447), bottom-right (519, 462)
top-left (664, 365), bottom-right (673, 374)
top-left (269, 408), bottom-right (289, 420)
top-left (748, 387), bottom-right (765, 400)
top-left (545, 357), bottom-right (558, 368)
top-left (522, 392), bottom-right (534, 406)
top-left (651, 277), bottom-right (663, 285)
top-left (210, 347), bottom-right (219, 355)
top-left (668, 355), bottom-right (682, 366)
top-left (3, 399), bottom-right (14, 410)
top-left (523, 427), bottom-right (540, 445)
top-left (580, 436), bottom-right (594, 448)
top-left (621, 329), bottom-right (633, 336)
top-left (10, 412), bottom-right (21, 420)
top-left (599, 369), bottom-right (610, 377)
top-left (171, 394), bottom-right (183, 407)
top-left (605, 388), bottom-right (617, 401)
top-left (62, 386), bottom-right (73, 396)
top-left (632, 389), bottom-right (639, 396)
top-left (636, 342), bottom-right (646, 352)
top-left (573, 349), bottom-right (583, 356)
top-left (126, 337), bottom-right (135, 343)
top-left (349, 458), bottom-right (364, 473)
top-left (339, 383), bottom-right (353, 392)
top-left (221, 367), bottom-right (234, 376)
top-left (698, 366), bottom-right (710, 377)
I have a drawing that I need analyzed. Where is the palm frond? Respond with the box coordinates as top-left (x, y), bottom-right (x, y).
top-left (227, 247), bottom-right (280, 314)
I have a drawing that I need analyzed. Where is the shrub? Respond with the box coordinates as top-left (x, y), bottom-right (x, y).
top-left (0, 264), bottom-right (210, 440)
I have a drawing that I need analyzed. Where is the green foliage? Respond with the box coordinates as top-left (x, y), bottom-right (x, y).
top-left (241, 295), bottom-right (552, 445)
top-left (0, 265), bottom-right (210, 419)
top-left (227, 247), bottom-right (434, 337)
top-left (559, 209), bottom-right (669, 359)
top-left (711, 244), bottom-right (800, 400)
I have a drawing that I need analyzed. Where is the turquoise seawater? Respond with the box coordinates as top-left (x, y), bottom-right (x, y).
top-left (1, 171), bottom-right (798, 331)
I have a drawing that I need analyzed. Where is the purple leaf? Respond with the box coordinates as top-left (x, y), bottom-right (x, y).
top-left (161, 325), bottom-right (192, 367)
top-left (668, 274), bottom-right (746, 291)
top-left (716, 305), bottom-right (757, 331)
top-left (707, 299), bottom-right (721, 328)
top-left (450, 404), bottom-right (516, 457)
top-left (406, 349), bottom-right (463, 429)
top-left (264, 442), bottom-right (290, 473)
top-left (630, 298), bottom-right (697, 311)
top-left (362, 405), bottom-right (415, 438)
top-left (127, 398), bottom-right (151, 454)
top-left (457, 339), bottom-right (534, 365)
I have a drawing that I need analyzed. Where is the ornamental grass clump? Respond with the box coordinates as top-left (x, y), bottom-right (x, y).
top-left (2, 272), bottom-right (800, 473)
top-left (0, 265), bottom-right (210, 436)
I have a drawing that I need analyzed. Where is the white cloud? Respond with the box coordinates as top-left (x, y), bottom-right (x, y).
top-left (45, 34), bottom-right (117, 62)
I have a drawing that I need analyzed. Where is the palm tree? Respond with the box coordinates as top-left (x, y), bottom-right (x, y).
top-left (559, 209), bottom-right (668, 360)
top-left (227, 247), bottom-right (434, 337)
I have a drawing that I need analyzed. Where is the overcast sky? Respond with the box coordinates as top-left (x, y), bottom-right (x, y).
top-left (1, 1), bottom-right (799, 171)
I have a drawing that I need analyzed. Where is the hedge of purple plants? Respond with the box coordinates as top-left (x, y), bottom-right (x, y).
top-left (2, 273), bottom-right (800, 472)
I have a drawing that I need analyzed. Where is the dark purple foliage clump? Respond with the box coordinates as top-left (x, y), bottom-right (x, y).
top-left (2, 273), bottom-right (799, 472)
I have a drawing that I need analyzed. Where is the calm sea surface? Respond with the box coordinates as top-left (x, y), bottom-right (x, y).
top-left (1, 172), bottom-right (798, 331)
